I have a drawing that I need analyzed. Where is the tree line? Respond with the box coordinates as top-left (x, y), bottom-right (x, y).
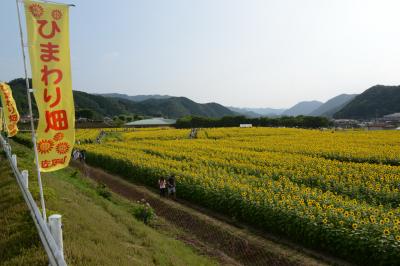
top-left (175, 115), bottom-right (333, 129)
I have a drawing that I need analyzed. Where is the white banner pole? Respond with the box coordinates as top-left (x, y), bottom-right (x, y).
top-left (15, 0), bottom-right (47, 221)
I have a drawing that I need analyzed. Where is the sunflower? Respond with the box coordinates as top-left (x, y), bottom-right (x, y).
top-left (37, 139), bottom-right (54, 154)
top-left (51, 9), bottom-right (62, 20)
top-left (56, 142), bottom-right (70, 155)
top-left (383, 228), bottom-right (390, 236)
top-left (352, 223), bottom-right (358, 230)
top-left (53, 132), bottom-right (64, 141)
top-left (396, 235), bottom-right (400, 241)
top-left (29, 3), bottom-right (43, 18)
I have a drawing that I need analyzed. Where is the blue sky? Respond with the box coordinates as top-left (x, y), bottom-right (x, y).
top-left (1, 0), bottom-right (400, 108)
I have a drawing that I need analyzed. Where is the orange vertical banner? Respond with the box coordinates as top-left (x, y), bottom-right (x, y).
top-left (24, 0), bottom-right (75, 172)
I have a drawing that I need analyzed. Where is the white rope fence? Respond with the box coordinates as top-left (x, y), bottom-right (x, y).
top-left (0, 134), bottom-right (67, 266)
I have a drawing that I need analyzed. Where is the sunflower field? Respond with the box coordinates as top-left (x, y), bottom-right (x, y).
top-left (77, 127), bottom-right (400, 265)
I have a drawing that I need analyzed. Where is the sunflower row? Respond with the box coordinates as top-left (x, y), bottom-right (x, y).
top-left (198, 128), bottom-right (400, 165)
top-left (103, 139), bottom-right (400, 206)
top-left (77, 127), bottom-right (400, 264)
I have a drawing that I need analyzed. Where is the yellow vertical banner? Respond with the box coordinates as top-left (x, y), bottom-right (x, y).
top-left (0, 107), bottom-right (3, 132)
top-left (24, 0), bottom-right (75, 172)
top-left (0, 83), bottom-right (20, 137)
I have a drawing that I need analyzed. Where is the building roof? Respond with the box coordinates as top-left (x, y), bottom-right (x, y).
top-left (384, 113), bottom-right (400, 118)
top-left (125, 118), bottom-right (176, 126)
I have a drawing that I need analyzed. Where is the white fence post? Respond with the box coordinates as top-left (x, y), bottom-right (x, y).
top-left (12, 154), bottom-right (17, 168)
top-left (21, 170), bottom-right (29, 189)
top-left (4, 143), bottom-right (10, 155)
top-left (48, 214), bottom-right (64, 260)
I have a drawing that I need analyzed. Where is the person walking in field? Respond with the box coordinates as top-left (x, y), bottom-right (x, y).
top-left (72, 149), bottom-right (80, 160)
top-left (79, 149), bottom-right (86, 162)
top-left (167, 175), bottom-right (176, 199)
top-left (158, 177), bottom-right (167, 197)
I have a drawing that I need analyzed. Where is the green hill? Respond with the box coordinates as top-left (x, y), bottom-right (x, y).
top-left (129, 97), bottom-right (236, 118)
top-left (101, 93), bottom-right (172, 102)
top-left (8, 78), bottom-right (235, 119)
top-left (334, 85), bottom-right (400, 119)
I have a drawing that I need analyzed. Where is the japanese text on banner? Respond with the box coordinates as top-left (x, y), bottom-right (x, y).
top-left (0, 83), bottom-right (20, 137)
top-left (24, 0), bottom-right (75, 172)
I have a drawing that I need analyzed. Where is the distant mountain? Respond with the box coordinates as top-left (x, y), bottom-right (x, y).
top-left (334, 85), bottom-right (400, 119)
top-left (310, 94), bottom-right (357, 117)
top-left (245, 107), bottom-right (286, 116)
top-left (101, 93), bottom-right (172, 102)
top-left (282, 101), bottom-right (323, 116)
top-left (228, 107), bottom-right (286, 117)
top-left (227, 107), bottom-right (262, 118)
top-left (8, 78), bottom-right (234, 119)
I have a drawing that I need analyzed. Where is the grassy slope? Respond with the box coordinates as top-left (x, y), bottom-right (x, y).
top-left (0, 154), bottom-right (47, 265)
top-left (1, 141), bottom-right (216, 266)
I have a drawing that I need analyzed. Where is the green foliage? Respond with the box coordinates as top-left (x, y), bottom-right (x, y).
top-left (96, 182), bottom-right (112, 200)
top-left (70, 170), bottom-right (79, 178)
top-left (11, 133), bottom-right (33, 148)
top-left (131, 200), bottom-right (155, 225)
top-left (176, 115), bottom-right (332, 129)
top-left (7, 78), bottom-right (36, 116)
top-left (76, 108), bottom-right (96, 119)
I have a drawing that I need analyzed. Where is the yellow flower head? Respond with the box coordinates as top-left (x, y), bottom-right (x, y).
top-left (383, 228), bottom-right (390, 236)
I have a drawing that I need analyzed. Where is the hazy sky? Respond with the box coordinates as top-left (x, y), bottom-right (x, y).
top-left (1, 0), bottom-right (400, 108)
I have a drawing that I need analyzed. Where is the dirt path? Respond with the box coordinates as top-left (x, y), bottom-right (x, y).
top-left (71, 161), bottom-right (345, 266)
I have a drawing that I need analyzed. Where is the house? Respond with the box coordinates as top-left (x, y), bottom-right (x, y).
top-left (383, 113), bottom-right (400, 122)
top-left (240, 124), bottom-right (252, 128)
top-left (333, 119), bottom-right (359, 128)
